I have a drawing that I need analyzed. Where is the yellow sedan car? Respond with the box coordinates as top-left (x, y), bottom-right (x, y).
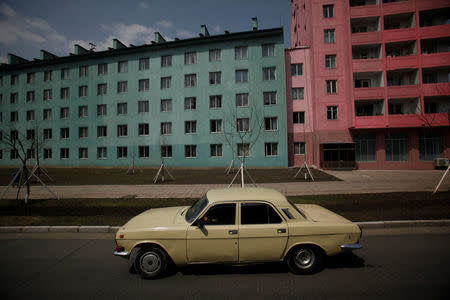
top-left (114, 188), bottom-right (362, 278)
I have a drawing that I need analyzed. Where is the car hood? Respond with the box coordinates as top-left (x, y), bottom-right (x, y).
top-left (296, 204), bottom-right (352, 223)
top-left (122, 206), bottom-right (189, 230)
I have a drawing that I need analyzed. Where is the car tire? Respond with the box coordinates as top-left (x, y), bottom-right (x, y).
top-left (287, 245), bottom-right (323, 274)
top-left (134, 247), bottom-right (167, 279)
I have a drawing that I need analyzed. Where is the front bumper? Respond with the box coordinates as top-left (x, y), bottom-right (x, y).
top-left (114, 251), bottom-right (130, 257)
top-left (340, 243), bottom-right (362, 251)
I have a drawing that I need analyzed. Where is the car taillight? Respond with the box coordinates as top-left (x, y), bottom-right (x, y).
top-left (116, 245), bottom-right (125, 252)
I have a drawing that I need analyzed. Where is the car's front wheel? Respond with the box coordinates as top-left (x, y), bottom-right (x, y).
top-left (134, 247), bottom-right (168, 279)
top-left (287, 245), bottom-right (323, 274)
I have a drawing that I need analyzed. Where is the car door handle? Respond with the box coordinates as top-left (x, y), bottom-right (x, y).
top-left (277, 229), bottom-right (286, 234)
top-left (229, 230), bottom-right (238, 235)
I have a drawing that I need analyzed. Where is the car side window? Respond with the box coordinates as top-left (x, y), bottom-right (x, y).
top-left (241, 203), bottom-right (282, 225)
top-left (201, 203), bottom-right (236, 226)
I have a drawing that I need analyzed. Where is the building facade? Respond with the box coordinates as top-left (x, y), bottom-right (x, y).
top-left (288, 0), bottom-right (450, 169)
top-left (0, 23), bottom-right (288, 167)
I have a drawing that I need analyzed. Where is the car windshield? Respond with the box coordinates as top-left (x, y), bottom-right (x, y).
top-left (185, 195), bottom-right (209, 223)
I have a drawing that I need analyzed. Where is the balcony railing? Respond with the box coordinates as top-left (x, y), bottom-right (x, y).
top-left (422, 52), bottom-right (450, 68)
top-left (383, 0), bottom-right (414, 15)
top-left (383, 27), bottom-right (417, 42)
top-left (420, 24), bottom-right (450, 40)
top-left (350, 4), bottom-right (381, 19)
top-left (385, 55), bottom-right (419, 70)
top-left (387, 85), bottom-right (420, 98)
top-left (352, 31), bottom-right (382, 45)
top-left (352, 58), bottom-right (384, 72)
top-left (354, 87), bottom-right (385, 99)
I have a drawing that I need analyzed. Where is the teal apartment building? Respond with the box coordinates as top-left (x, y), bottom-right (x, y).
top-left (0, 23), bottom-right (288, 167)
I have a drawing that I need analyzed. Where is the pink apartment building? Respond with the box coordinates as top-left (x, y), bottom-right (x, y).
top-left (286, 0), bottom-right (450, 169)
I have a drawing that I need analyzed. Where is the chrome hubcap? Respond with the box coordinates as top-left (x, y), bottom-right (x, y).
top-left (294, 248), bottom-right (315, 269)
top-left (140, 252), bottom-right (161, 274)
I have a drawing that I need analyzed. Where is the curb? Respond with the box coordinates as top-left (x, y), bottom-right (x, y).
top-left (0, 220), bottom-right (449, 233)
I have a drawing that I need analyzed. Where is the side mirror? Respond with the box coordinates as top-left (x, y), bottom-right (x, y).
top-left (195, 218), bottom-right (204, 229)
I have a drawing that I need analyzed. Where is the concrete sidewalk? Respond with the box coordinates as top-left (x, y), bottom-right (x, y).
top-left (1, 170), bottom-right (449, 199)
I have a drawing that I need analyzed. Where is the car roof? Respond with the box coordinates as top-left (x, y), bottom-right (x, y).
top-left (206, 188), bottom-right (289, 207)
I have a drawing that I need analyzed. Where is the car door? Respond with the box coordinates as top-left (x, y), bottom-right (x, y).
top-left (186, 203), bottom-right (238, 263)
top-left (238, 202), bottom-right (288, 262)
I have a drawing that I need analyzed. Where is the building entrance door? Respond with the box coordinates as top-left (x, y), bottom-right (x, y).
top-left (321, 143), bottom-right (356, 169)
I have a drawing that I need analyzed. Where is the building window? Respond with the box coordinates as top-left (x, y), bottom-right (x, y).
top-left (210, 95), bottom-right (222, 109)
top-left (264, 92), bottom-right (277, 105)
top-left (138, 79), bottom-right (150, 91)
top-left (0, 76), bottom-right (2, 87)
top-left (79, 127), bottom-right (88, 139)
top-left (209, 72), bottom-right (222, 85)
top-left (97, 104), bottom-right (107, 116)
top-left (60, 87), bottom-right (69, 99)
top-left (117, 81), bottom-right (128, 93)
top-left (237, 143), bottom-right (250, 157)
top-left (43, 109), bottom-right (52, 120)
top-left (11, 74), bottom-right (19, 85)
top-left (138, 100), bottom-right (149, 113)
top-left (185, 145), bottom-right (197, 158)
top-left (161, 76), bottom-right (171, 89)
top-left (27, 72), bottom-right (35, 83)
top-left (184, 74), bottom-right (197, 87)
top-left (79, 105), bottom-right (88, 118)
top-left (118, 61), bottom-right (128, 73)
top-left (323, 4), bottom-right (334, 18)
top-left (236, 69), bottom-right (248, 83)
top-left (161, 122), bottom-right (172, 135)
top-left (138, 123), bottom-right (149, 136)
top-left (117, 125), bottom-right (128, 137)
top-left (291, 63), bottom-right (303, 76)
top-left (265, 143), bottom-right (278, 156)
top-left (325, 55), bottom-right (336, 69)
top-left (236, 118), bottom-right (250, 132)
top-left (292, 87), bottom-right (304, 100)
top-left (210, 119), bottom-right (223, 133)
top-left (139, 146), bottom-right (149, 158)
top-left (98, 63), bottom-right (108, 75)
top-left (97, 126), bottom-right (107, 137)
top-left (61, 68), bottom-right (70, 80)
top-left (97, 147), bottom-right (107, 159)
top-left (44, 89), bottom-right (52, 101)
top-left (354, 134), bottom-right (376, 162)
top-left (327, 106), bottom-right (338, 120)
top-left (264, 117), bottom-right (278, 131)
top-left (60, 148), bottom-right (69, 159)
top-left (324, 29), bottom-right (335, 43)
top-left (235, 46), bottom-right (248, 60)
top-left (97, 83), bottom-right (107, 95)
top-left (117, 147), bottom-right (128, 159)
top-left (43, 128), bottom-right (52, 140)
top-left (160, 99), bottom-right (172, 112)
top-left (209, 49), bottom-right (221, 62)
top-left (236, 93), bottom-right (249, 107)
top-left (326, 80), bottom-right (338, 94)
top-left (10, 149), bottom-right (19, 160)
top-left (10, 93), bottom-right (18, 104)
top-left (43, 148), bottom-right (52, 160)
top-left (210, 144), bottom-right (223, 157)
top-left (27, 148), bottom-right (35, 159)
top-left (60, 107), bottom-right (69, 119)
top-left (161, 145), bottom-right (172, 158)
top-left (184, 52), bottom-right (197, 65)
top-left (26, 129), bottom-right (35, 140)
top-left (44, 70), bottom-right (52, 81)
top-left (79, 85), bottom-right (88, 97)
top-left (26, 110), bottom-right (35, 121)
top-left (139, 58), bottom-right (150, 70)
top-left (161, 55), bottom-right (172, 67)
top-left (355, 79), bottom-right (371, 88)
top-left (26, 91), bottom-right (35, 103)
top-left (79, 66), bottom-right (88, 77)
top-left (185, 121), bottom-right (197, 134)
top-left (184, 97), bottom-right (196, 110)
top-left (294, 142), bottom-right (306, 155)
top-left (263, 67), bottom-right (276, 80)
top-left (293, 111), bottom-right (305, 124)
top-left (262, 43), bottom-right (275, 57)
top-left (117, 103), bottom-right (127, 115)
top-left (385, 134), bottom-right (408, 161)
top-left (60, 128), bottom-right (69, 139)
top-left (10, 130), bottom-right (19, 140)
top-left (419, 133), bottom-right (442, 161)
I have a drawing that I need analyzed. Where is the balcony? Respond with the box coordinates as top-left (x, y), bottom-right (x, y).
top-left (383, 0), bottom-right (414, 15)
top-left (420, 24), bottom-right (450, 40)
top-left (353, 86), bottom-right (385, 99)
top-left (352, 31), bottom-right (383, 45)
top-left (350, 0), bottom-right (381, 18)
top-left (387, 68), bottom-right (419, 92)
top-left (355, 99), bottom-right (385, 116)
top-left (424, 96), bottom-right (450, 113)
top-left (383, 27), bottom-right (417, 42)
top-left (422, 52), bottom-right (450, 68)
top-left (354, 115), bottom-right (387, 128)
top-left (386, 55), bottom-right (419, 70)
top-left (423, 82), bottom-right (450, 96)
top-left (417, 0), bottom-right (450, 11)
top-left (353, 58), bottom-right (384, 72)
top-left (354, 71), bottom-right (384, 88)
top-left (422, 66), bottom-right (450, 85)
top-left (420, 8), bottom-right (450, 27)
top-left (352, 44), bottom-right (382, 58)
top-left (387, 85), bottom-right (420, 98)
top-left (387, 97), bottom-right (422, 127)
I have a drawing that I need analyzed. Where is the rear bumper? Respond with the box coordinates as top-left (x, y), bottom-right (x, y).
top-left (340, 243), bottom-right (362, 251)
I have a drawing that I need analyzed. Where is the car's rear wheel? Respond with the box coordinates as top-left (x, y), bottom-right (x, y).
top-left (287, 245), bottom-right (323, 274)
top-left (134, 247), bottom-right (167, 279)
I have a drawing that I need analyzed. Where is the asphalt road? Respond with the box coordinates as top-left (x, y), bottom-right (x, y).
top-left (0, 228), bottom-right (449, 300)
